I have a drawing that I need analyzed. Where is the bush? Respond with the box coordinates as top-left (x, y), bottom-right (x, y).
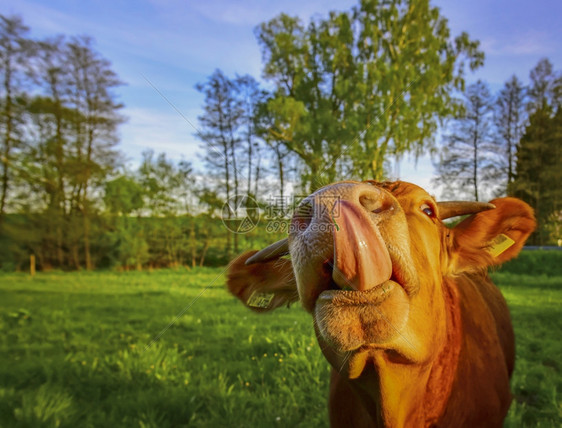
top-left (498, 250), bottom-right (562, 276)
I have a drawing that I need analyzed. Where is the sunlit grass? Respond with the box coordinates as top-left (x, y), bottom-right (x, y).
top-left (492, 273), bottom-right (562, 427)
top-left (0, 265), bottom-right (560, 427)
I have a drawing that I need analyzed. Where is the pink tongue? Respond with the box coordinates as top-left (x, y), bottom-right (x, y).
top-left (332, 200), bottom-right (392, 291)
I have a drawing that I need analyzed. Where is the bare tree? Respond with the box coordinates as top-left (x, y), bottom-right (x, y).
top-left (234, 74), bottom-right (267, 199)
top-left (196, 69), bottom-right (243, 256)
top-left (494, 75), bottom-right (526, 194)
top-left (434, 80), bottom-right (498, 201)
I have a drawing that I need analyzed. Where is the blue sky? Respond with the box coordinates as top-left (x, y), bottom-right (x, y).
top-left (1, 0), bottom-right (561, 195)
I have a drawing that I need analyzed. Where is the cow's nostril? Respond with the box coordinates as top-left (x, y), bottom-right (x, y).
top-left (359, 195), bottom-right (385, 214)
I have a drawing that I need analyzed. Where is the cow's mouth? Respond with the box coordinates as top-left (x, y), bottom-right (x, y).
top-left (314, 270), bottom-right (410, 356)
top-left (317, 255), bottom-right (401, 305)
top-left (311, 199), bottom-right (416, 308)
top-left (310, 200), bottom-right (414, 355)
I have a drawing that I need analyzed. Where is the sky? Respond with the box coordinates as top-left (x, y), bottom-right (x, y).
top-left (1, 0), bottom-right (561, 196)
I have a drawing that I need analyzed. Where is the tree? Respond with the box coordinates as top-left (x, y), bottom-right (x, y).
top-left (433, 80), bottom-right (497, 201)
top-left (138, 150), bottom-right (188, 216)
top-left (196, 69), bottom-right (244, 256)
top-left (256, 0), bottom-right (484, 191)
top-left (494, 75), bottom-right (526, 193)
top-left (510, 58), bottom-right (562, 245)
top-left (527, 58), bottom-right (562, 113)
top-left (65, 36), bottom-right (124, 269)
top-left (24, 37), bottom-right (71, 266)
top-left (104, 175), bottom-right (144, 216)
top-left (137, 151), bottom-right (196, 268)
top-left (255, 95), bottom-right (295, 202)
top-left (0, 15), bottom-right (33, 222)
top-left (0, 17), bottom-right (128, 271)
top-left (511, 107), bottom-right (562, 244)
top-left (234, 74), bottom-right (267, 199)
top-left (104, 175), bottom-right (147, 270)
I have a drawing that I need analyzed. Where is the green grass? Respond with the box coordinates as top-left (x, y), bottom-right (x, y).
top-left (492, 272), bottom-right (562, 427)
top-left (0, 265), bottom-right (560, 427)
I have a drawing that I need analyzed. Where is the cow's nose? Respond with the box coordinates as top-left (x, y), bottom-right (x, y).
top-left (291, 182), bottom-right (395, 237)
top-left (331, 182), bottom-right (393, 217)
top-left (357, 187), bottom-right (388, 214)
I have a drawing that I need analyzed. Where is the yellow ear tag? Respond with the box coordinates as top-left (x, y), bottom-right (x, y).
top-left (247, 291), bottom-right (275, 309)
top-left (489, 234), bottom-right (515, 257)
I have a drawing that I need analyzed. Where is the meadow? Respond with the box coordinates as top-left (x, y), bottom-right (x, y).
top-left (0, 252), bottom-right (560, 427)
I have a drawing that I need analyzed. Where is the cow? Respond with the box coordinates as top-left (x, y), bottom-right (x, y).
top-left (226, 180), bottom-right (536, 427)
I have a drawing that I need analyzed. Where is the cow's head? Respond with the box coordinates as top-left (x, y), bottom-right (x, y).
top-left (227, 181), bottom-right (535, 380)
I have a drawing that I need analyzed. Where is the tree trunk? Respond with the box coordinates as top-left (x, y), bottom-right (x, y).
top-left (83, 127), bottom-right (94, 270)
top-left (0, 63), bottom-right (13, 222)
top-left (473, 132), bottom-right (479, 201)
top-left (199, 239), bottom-right (210, 267)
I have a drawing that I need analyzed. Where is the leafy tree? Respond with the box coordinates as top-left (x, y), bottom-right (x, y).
top-left (511, 106), bottom-right (562, 245)
top-left (64, 36), bottom-right (124, 269)
top-left (255, 95), bottom-right (296, 202)
top-left (510, 58), bottom-right (562, 245)
top-left (494, 75), bottom-right (526, 193)
top-left (433, 80), bottom-right (498, 201)
top-left (256, 0), bottom-right (484, 190)
top-left (139, 150), bottom-right (174, 216)
top-left (137, 151), bottom-right (197, 268)
top-left (21, 37), bottom-right (74, 265)
top-left (104, 175), bottom-right (144, 215)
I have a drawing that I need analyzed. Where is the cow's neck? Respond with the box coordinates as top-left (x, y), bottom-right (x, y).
top-left (350, 282), bottom-right (462, 427)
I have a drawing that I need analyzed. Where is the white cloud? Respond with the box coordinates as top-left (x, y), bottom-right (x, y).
top-left (119, 107), bottom-right (203, 168)
top-left (479, 31), bottom-right (554, 57)
top-left (502, 31), bottom-right (554, 56)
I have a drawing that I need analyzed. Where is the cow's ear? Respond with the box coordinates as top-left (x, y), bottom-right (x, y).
top-left (448, 198), bottom-right (536, 274)
top-left (226, 251), bottom-right (299, 313)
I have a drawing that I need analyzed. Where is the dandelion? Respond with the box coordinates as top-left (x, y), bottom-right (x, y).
top-left (245, 381), bottom-right (250, 387)
top-left (276, 416), bottom-right (281, 422)
top-left (264, 353), bottom-right (268, 357)
top-left (279, 358), bottom-right (283, 363)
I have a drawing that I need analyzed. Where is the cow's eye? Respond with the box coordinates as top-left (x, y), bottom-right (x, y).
top-left (421, 203), bottom-right (435, 218)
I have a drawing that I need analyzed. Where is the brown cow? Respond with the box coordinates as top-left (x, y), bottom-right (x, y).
top-left (227, 181), bottom-right (535, 427)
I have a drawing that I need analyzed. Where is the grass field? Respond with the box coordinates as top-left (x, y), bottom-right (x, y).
top-left (0, 259), bottom-right (561, 427)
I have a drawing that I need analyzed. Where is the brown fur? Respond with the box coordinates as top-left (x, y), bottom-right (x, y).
top-left (226, 181), bottom-right (536, 427)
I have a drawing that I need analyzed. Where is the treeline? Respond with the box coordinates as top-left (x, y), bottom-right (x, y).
top-left (1, 1), bottom-right (560, 271)
top-left (0, 15), bottom-right (126, 270)
top-left (433, 61), bottom-right (561, 244)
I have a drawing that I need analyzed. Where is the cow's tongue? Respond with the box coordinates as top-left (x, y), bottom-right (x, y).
top-left (332, 200), bottom-right (392, 291)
